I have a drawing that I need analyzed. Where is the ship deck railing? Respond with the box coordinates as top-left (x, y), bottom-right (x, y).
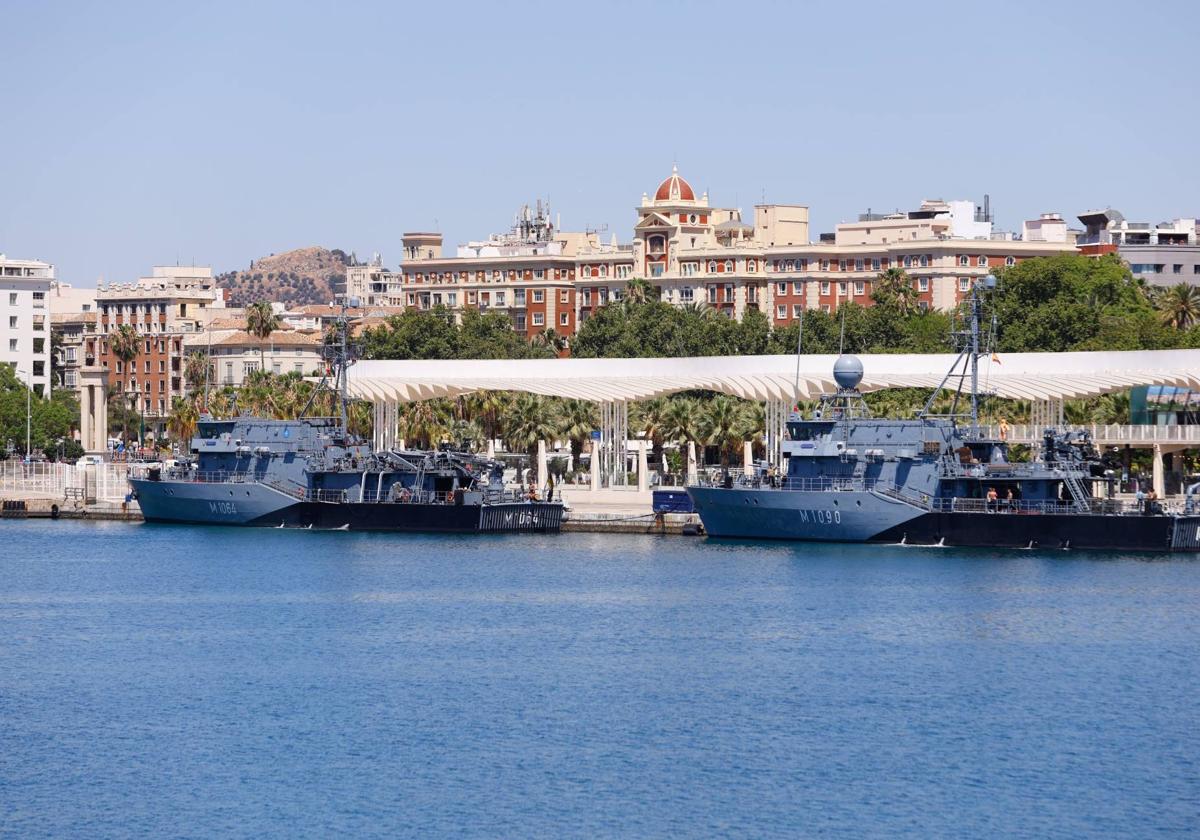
top-left (938, 459), bottom-right (1091, 480)
top-left (697, 473), bottom-right (888, 493)
top-left (159, 469), bottom-right (260, 484)
top-left (930, 497), bottom-right (1181, 516)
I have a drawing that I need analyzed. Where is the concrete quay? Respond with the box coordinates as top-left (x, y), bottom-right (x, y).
top-left (0, 495), bottom-right (142, 521)
top-left (0, 485), bottom-right (695, 533)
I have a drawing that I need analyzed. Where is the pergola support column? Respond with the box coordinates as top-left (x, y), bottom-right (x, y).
top-left (599, 399), bottom-right (628, 488)
top-left (764, 399), bottom-right (787, 468)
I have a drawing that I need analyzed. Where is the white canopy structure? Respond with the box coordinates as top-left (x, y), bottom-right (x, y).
top-left (350, 350), bottom-right (1200, 487)
top-left (350, 350), bottom-right (1200, 405)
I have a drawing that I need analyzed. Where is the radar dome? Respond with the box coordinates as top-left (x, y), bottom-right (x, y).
top-left (833, 354), bottom-right (864, 390)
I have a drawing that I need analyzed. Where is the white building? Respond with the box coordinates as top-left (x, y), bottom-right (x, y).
top-left (1078, 209), bottom-right (1200, 285)
top-left (48, 280), bottom-right (97, 315)
top-left (1022, 213), bottom-right (1072, 243)
top-left (182, 328), bottom-right (325, 389)
top-left (0, 254), bottom-right (54, 396)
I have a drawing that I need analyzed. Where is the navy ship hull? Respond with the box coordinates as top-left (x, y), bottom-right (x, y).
top-left (688, 486), bottom-right (1200, 552)
top-left (131, 478), bottom-right (563, 533)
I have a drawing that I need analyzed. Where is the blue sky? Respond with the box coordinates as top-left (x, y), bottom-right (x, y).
top-left (2, 0), bottom-right (1197, 286)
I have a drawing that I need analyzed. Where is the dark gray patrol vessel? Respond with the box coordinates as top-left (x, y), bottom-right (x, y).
top-left (129, 308), bottom-right (564, 533)
top-left (688, 278), bottom-right (1200, 552)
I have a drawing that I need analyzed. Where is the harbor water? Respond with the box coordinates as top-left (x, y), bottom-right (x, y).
top-left (2, 521), bottom-right (1197, 837)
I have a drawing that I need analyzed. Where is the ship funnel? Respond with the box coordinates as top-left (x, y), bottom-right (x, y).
top-left (833, 355), bottom-right (864, 390)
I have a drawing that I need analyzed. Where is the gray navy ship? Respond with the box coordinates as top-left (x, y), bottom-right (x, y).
top-left (688, 279), bottom-right (1200, 552)
top-left (129, 307), bottom-right (564, 533)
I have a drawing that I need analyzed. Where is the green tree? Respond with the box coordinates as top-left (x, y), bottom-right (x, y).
top-left (623, 277), bottom-right (655, 307)
top-left (632, 396), bottom-right (671, 473)
top-left (398, 399), bottom-right (452, 448)
top-left (991, 253), bottom-right (1165, 353)
top-left (109, 324), bottom-right (142, 446)
top-left (531, 327), bottom-right (567, 354)
top-left (0, 365), bottom-right (78, 458)
top-left (245, 301), bottom-right (281, 371)
top-left (166, 396), bottom-right (199, 445)
top-left (872, 267), bottom-right (919, 316)
top-left (503, 393), bottom-right (559, 464)
top-left (1153, 283), bottom-right (1200, 330)
top-left (183, 351), bottom-right (209, 399)
top-left (700, 394), bottom-right (755, 468)
top-left (558, 398), bottom-right (598, 474)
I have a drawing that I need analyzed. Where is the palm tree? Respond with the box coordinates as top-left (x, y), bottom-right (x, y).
top-left (183, 351), bottom-right (209, 399)
top-left (465, 390), bottom-right (512, 450)
top-left (632, 396), bottom-right (671, 473)
top-left (398, 400), bottom-right (451, 449)
top-left (245, 301), bottom-right (281, 373)
top-left (558, 398), bottom-right (598, 476)
top-left (624, 277), bottom-right (655, 307)
top-left (699, 394), bottom-right (754, 468)
top-left (1154, 283), bottom-right (1200, 330)
top-left (109, 323), bottom-right (142, 448)
top-left (206, 388), bottom-right (235, 419)
top-left (872, 267), bottom-right (919, 315)
top-left (532, 327), bottom-right (567, 354)
top-left (503, 393), bottom-right (560, 464)
top-left (347, 401), bottom-right (373, 440)
top-left (448, 417), bottom-right (486, 452)
top-left (663, 397), bottom-right (702, 451)
top-left (1091, 391), bottom-right (1132, 425)
top-left (166, 396), bottom-right (199, 446)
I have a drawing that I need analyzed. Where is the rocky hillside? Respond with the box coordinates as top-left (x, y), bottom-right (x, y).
top-left (217, 246), bottom-right (349, 307)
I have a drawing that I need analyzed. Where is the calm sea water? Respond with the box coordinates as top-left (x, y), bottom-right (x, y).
top-left (1, 522), bottom-right (1197, 838)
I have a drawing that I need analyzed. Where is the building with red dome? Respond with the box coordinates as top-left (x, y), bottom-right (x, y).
top-left (343, 166), bottom-right (1076, 350)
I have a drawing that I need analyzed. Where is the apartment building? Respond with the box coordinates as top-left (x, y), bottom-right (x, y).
top-left (348, 202), bottom-right (600, 340)
top-left (1077, 209), bottom-right (1200, 285)
top-left (0, 254), bottom-right (54, 396)
top-left (91, 265), bottom-right (228, 436)
top-left (46, 281), bottom-right (99, 394)
top-left (347, 167), bottom-right (1078, 343)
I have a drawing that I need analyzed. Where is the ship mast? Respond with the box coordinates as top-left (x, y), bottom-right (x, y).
top-left (337, 296), bottom-right (357, 436)
top-left (919, 274), bottom-right (996, 435)
top-left (969, 279), bottom-right (980, 437)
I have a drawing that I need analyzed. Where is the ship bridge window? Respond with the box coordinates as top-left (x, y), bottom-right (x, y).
top-left (196, 422), bottom-right (235, 440)
top-left (788, 425), bottom-right (818, 441)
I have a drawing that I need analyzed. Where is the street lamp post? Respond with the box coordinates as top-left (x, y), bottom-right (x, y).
top-left (16, 369), bottom-right (31, 460)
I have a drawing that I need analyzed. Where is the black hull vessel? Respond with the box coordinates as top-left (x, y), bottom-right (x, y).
top-left (137, 492), bottom-right (564, 533)
top-left (873, 510), bottom-right (1199, 552)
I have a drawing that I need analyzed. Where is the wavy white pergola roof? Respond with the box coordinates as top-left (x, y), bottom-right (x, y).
top-left (348, 350), bottom-right (1200, 405)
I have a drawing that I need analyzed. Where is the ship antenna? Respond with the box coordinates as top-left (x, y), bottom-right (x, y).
top-left (918, 274), bottom-right (996, 433)
top-left (792, 307), bottom-right (804, 407)
top-left (838, 307), bottom-right (846, 355)
top-left (969, 282), bottom-right (980, 436)
top-left (201, 321), bottom-right (211, 417)
top-left (338, 296), bottom-right (359, 437)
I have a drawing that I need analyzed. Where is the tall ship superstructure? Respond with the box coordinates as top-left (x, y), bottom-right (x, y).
top-left (687, 279), bottom-right (1200, 552)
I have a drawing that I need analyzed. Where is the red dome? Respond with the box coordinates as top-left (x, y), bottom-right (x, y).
top-left (654, 166), bottom-right (695, 202)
